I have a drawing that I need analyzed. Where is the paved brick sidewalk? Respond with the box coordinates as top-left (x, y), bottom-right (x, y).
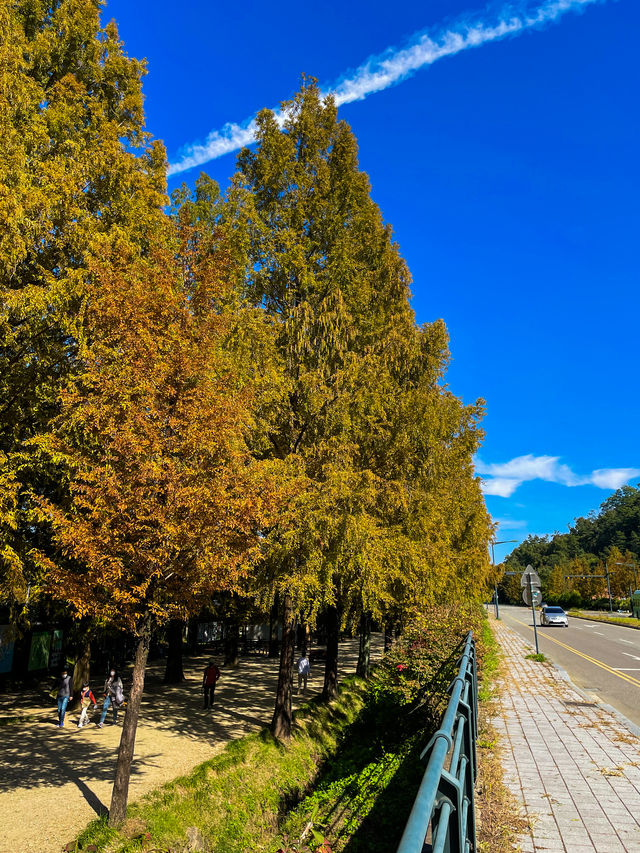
top-left (491, 617), bottom-right (640, 852)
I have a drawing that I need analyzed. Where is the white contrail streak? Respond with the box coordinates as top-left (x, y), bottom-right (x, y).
top-left (168, 0), bottom-right (604, 176)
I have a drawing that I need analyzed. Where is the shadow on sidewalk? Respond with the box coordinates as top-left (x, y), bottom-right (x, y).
top-left (0, 717), bottom-right (161, 815)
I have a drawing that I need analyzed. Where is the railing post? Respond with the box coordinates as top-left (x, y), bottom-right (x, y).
top-left (396, 631), bottom-right (479, 853)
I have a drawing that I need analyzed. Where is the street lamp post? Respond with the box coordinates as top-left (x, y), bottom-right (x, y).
top-left (491, 539), bottom-right (518, 620)
top-left (605, 562), bottom-right (613, 613)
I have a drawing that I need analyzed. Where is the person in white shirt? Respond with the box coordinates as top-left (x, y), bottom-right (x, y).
top-left (297, 655), bottom-right (311, 694)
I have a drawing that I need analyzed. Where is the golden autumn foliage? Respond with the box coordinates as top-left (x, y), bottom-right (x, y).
top-left (0, 2), bottom-right (497, 813)
top-left (0, 0), bottom-right (166, 614)
top-left (33, 226), bottom-right (280, 633)
top-left (234, 83), bottom-right (493, 627)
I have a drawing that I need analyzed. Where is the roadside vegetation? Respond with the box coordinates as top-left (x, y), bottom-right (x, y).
top-left (568, 611), bottom-right (640, 630)
top-left (2, 0), bottom-right (493, 827)
top-left (497, 487), bottom-right (639, 610)
top-left (73, 679), bottom-right (368, 853)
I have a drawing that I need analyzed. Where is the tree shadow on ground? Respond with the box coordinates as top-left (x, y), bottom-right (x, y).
top-left (0, 637), bottom-right (383, 824)
top-left (0, 717), bottom-right (161, 815)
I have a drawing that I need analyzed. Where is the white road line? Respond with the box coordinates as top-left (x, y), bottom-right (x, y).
top-left (619, 639), bottom-right (635, 645)
top-left (622, 652), bottom-right (640, 660)
top-left (593, 631), bottom-right (605, 635)
top-left (614, 667), bottom-right (640, 671)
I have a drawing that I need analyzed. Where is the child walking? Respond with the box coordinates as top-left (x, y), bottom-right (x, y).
top-left (77, 683), bottom-right (98, 728)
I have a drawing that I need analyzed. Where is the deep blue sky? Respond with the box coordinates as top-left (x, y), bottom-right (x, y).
top-left (105, 0), bottom-right (638, 561)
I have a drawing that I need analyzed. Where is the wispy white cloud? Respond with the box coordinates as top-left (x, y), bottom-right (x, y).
top-left (477, 454), bottom-right (640, 497)
top-left (168, 0), bottom-right (605, 176)
top-left (590, 468), bottom-right (640, 489)
top-left (482, 477), bottom-right (523, 497)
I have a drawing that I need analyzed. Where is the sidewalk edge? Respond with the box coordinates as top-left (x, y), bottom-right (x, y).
top-left (549, 657), bottom-right (640, 740)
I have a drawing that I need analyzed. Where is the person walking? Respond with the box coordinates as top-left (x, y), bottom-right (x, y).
top-left (77, 683), bottom-right (98, 728)
top-left (56, 668), bottom-right (73, 727)
top-left (97, 669), bottom-right (124, 728)
top-left (202, 660), bottom-right (221, 709)
top-left (296, 654), bottom-right (311, 694)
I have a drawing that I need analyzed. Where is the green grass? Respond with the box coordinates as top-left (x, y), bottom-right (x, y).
top-left (568, 610), bottom-right (640, 629)
top-left (273, 693), bottom-right (428, 853)
top-left (276, 613), bottom-right (495, 853)
top-left (525, 653), bottom-right (546, 663)
top-left (478, 616), bottom-right (501, 702)
top-left (73, 679), bottom-right (369, 853)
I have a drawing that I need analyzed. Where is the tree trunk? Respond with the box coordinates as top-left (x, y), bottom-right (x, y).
top-left (384, 621), bottom-right (393, 653)
top-left (268, 593), bottom-right (279, 658)
top-left (224, 616), bottom-right (240, 667)
top-left (109, 618), bottom-right (151, 826)
top-left (301, 622), bottom-right (310, 657)
top-left (71, 637), bottom-right (91, 709)
top-left (163, 619), bottom-right (184, 684)
top-left (271, 592), bottom-right (295, 740)
top-left (322, 605), bottom-right (340, 702)
top-left (356, 612), bottom-right (371, 678)
top-left (186, 616), bottom-right (199, 654)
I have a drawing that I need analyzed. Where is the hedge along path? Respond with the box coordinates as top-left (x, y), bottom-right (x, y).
top-left (0, 638), bottom-right (382, 853)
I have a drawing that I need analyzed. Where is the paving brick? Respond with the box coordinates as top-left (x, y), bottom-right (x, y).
top-left (489, 618), bottom-right (640, 853)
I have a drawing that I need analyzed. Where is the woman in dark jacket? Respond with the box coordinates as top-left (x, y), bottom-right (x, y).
top-left (56, 668), bottom-right (73, 727)
top-left (97, 669), bottom-right (124, 727)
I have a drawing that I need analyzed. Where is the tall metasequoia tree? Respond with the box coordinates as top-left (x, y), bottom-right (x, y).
top-left (0, 0), bottom-right (166, 618)
top-left (232, 81), bottom-right (433, 729)
top-left (233, 83), bottom-right (493, 732)
top-left (34, 225), bottom-right (277, 825)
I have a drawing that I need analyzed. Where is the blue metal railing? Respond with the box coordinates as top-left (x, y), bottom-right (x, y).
top-left (396, 631), bottom-right (478, 853)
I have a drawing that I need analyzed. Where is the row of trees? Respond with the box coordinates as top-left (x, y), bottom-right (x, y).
top-left (0, 0), bottom-right (493, 826)
top-left (500, 487), bottom-right (640, 606)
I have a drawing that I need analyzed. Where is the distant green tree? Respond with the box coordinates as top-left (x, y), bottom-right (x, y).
top-left (505, 486), bottom-right (640, 607)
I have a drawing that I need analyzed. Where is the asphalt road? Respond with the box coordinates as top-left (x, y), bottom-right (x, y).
top-left (497, 604), bottom-right (640, 728)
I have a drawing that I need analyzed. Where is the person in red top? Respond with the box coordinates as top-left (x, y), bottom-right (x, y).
top-left (77, 682), bottom-right (98, 728)
top-left (202, 660), bottom-right (221, 709)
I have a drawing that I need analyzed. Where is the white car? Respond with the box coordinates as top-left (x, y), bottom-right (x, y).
top-left (540, 605), bottom-right (568, 627)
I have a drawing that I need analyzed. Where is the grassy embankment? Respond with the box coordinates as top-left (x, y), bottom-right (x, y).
top-left (72, 678), bottom-right (370, 853)
top-left (568, 610), bottom-right (640, 629)
top-left (72, 609), bottom-right (505, 853)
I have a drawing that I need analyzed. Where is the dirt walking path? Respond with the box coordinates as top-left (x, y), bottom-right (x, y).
top-left (0, 637), bottom-right (382, 853)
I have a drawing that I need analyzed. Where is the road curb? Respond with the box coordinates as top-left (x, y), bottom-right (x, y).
top-left (533, 641), bottom-right (640, 741)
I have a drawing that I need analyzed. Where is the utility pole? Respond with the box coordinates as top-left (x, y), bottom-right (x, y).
top-left (528, 574), bottom-right (540, 654)
top-left (521, 565), bottom-right (541, 654)
top-left (605, 562), bottom-right (613, 613)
